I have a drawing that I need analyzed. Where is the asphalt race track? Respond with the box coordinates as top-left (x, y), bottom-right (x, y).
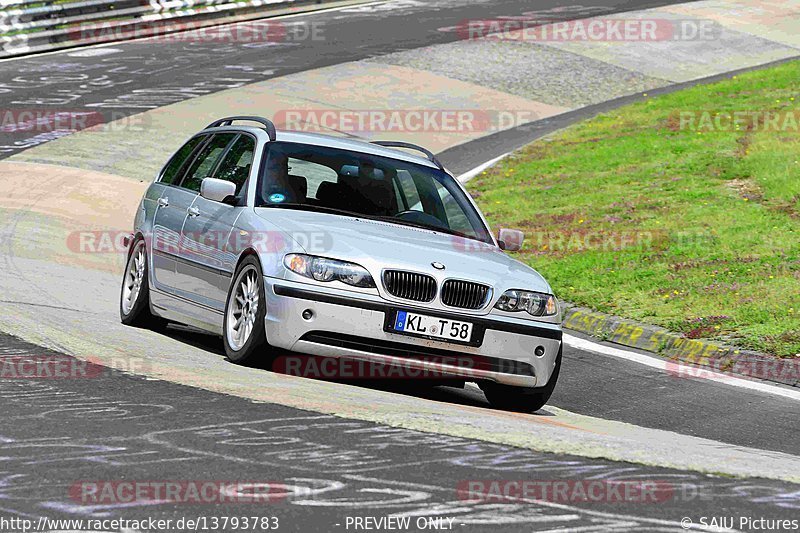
top-left (1, 0), bottom-right (799, 531)
top-left (1, 334), bottom-right (798, 532)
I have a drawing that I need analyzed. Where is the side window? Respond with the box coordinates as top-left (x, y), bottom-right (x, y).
top-left (180, 133), bottom-right (237, 192)
top-left (214, 134), bottom-right (255, 195)
top-left (160, 135), bottom-right (205, 185)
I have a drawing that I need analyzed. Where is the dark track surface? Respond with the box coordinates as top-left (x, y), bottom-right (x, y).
top-left (0, 0), bottom-right (693, 157)
top-left (1, 333), bottom-right (798, 532)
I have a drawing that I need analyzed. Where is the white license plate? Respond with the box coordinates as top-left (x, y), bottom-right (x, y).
top-left (393, 311), bottom-right (473, 343)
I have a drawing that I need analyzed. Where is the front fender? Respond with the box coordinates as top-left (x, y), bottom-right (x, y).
top-left (229, 209), bottom-right (307, 278)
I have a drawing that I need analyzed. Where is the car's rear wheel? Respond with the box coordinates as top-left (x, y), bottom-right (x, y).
top-left (223, 256), bottom-right (270, 365)
top-left (480, 345), bottom-right (562, 413)
top-left (120, 238), bottom-right (166, 329)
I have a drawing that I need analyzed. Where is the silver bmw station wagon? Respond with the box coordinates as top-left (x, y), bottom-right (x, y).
top-left (120, 116), bottom-right (562, 412)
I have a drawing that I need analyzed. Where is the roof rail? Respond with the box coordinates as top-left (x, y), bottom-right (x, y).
top-left (206, 116), bottom-right (277, 141)
top-left (370, 140), bottom-right (444, 170)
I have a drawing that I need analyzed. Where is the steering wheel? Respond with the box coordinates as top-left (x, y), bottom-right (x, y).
top-left (395, 210), bottom-right (449, 230)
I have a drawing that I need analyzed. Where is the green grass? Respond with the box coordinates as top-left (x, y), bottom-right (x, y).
top-left (469, 60), bottom-right (800, 357)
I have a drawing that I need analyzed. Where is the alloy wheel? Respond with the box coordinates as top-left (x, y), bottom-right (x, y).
top-left (226, 266), bottom-right (260, 351)
top-left (121, 243), bottom-right (146, 316)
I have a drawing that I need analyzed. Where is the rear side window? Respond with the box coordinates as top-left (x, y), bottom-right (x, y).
top-left (214, 134), bottom-right (255, 195)
top-left (180, 133), bottom-right (237, 192)
top-left (160, 135), bottom-right (205, 185)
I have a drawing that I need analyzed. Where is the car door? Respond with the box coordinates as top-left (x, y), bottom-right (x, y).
top-left (150, 134), bottom-right (208, 293)
top-left (173, 132), bottom-right (250, 310)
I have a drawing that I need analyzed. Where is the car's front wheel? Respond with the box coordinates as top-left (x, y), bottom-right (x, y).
top-left (480, 345), bottom-right (562, 413)
top-left (223, 256), bottom-right (271, 365)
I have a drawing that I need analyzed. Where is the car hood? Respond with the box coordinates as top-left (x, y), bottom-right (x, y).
top-left (254, 208), bottom-right (552, 294)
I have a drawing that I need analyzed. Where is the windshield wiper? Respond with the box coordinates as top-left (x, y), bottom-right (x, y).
top-left (373, 215), bottom-right (474, 239)
top-left (372, 216), bottom-right (443, 233)
top-left (373, 216), bottom-right (492, 244)
top-left (259, 203), bottom-right (365, 218)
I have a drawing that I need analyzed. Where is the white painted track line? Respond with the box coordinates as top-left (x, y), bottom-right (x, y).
top-left (456, 153), bottom-right (508, 183)
top-left (565, 333), bottom-right (800, 401)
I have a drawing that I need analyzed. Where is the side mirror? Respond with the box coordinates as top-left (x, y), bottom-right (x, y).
top-left (200, 178), bottom-right (237, 204)
top-left (497, 228), bottom-right (524, 252)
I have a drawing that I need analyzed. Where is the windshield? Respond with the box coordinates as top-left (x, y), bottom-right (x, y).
top-left (255, 141), bottom-right (493, 244)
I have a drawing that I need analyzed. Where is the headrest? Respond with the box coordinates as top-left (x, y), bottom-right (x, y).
top-left (338, 173), bottom-right (394, 215)
top-left (340, 164), bottom-right (384, 180)
top-left (315, 181), bottom-right (341, 206)
top-left (287, 174), bottom-right (307, 200)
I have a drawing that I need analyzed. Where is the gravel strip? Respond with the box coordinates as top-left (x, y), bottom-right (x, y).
top-left (367, 39), bottom-right (670, 108)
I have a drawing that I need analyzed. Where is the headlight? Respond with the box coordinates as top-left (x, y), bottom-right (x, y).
top-left (495, 289), bottom-right (558, 317)
top-left (284, 254), bottom-right (375, 288)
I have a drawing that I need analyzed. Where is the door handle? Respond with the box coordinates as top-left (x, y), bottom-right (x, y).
top-left (187, 206), bottom-right (200, 218)
top-left (158, 197), bottom-right (169, 207)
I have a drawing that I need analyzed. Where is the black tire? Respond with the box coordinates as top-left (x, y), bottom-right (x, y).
top-left (480, 345), bottom-right (562, 413)
top-left (119, 237), bottom-right (166, 329)
top-left (223, 256), bottom-right (270, 365)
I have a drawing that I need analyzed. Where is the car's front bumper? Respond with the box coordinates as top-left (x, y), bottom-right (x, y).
top-left (264, 278), bottom-right (562, 388)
